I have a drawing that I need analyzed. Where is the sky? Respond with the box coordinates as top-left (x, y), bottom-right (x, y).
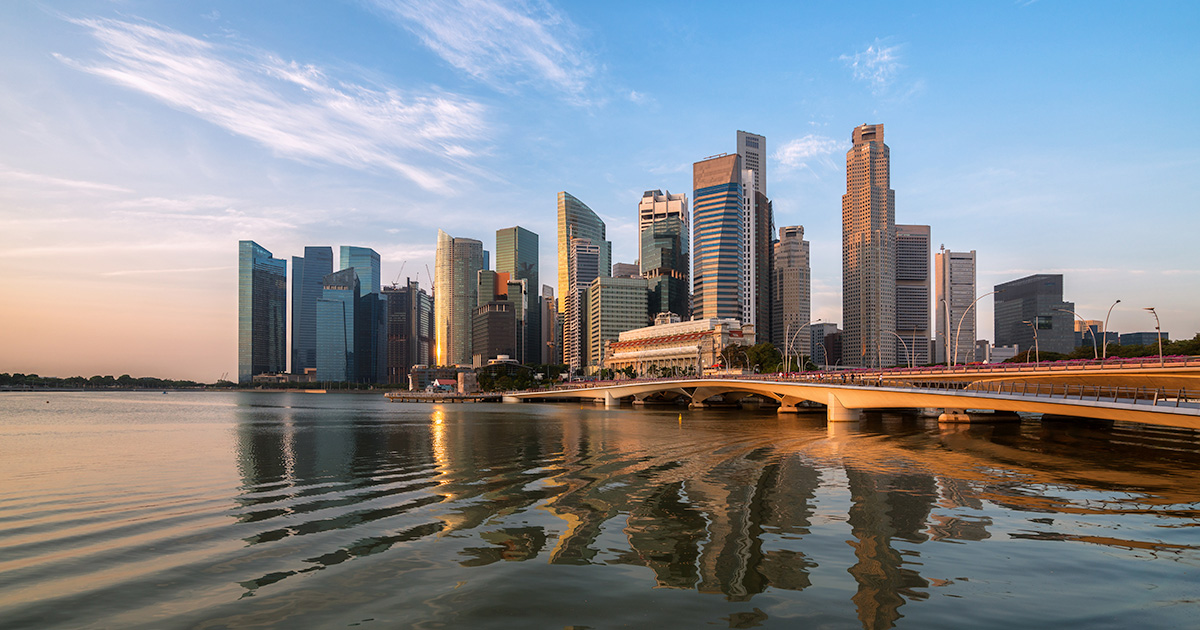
top-left (1, 1), bottom-right (1197, 381)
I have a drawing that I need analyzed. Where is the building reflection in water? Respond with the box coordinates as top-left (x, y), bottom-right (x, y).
top-left (230, 397), bottom-right (1200, 626)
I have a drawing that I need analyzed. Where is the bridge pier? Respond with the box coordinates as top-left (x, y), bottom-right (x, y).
top-left (938, 408), bottom-right (971, 423)
top-left (777, 396), bottom-right (805, 414)
top-left (604, 391), bottom-right (619, 408)
top-left (827, 393), bottom-right (861, 422)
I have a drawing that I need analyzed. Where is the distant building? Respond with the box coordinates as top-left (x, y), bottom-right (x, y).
top-left (238, 241), bottom-right (287, 383)
top-left (810, 323), bottom-right (840, 368)
top-left (824, 330), bottom-right (843, 368)
top-left (472, 301), bottom-right (518, 366)
top-left (290, 246), bottom-right (332, 374)
top-left (738, 131), bottom-right (773, 343)
top-left (994, 274), bottom-right (1075, 355)
top-left (604, 317), bottom-right (755, 376)
top-left (339, 246), bottom-right (381, 296)
top-left (895, 225), bottom-right (930, 367)
top-left (842, 123), bottom-right (896, 367)
top-left (434, 229), bottom-right (485, 366)
top-left (935, 248), bottom-right (977, 364)
top-left (1120, 332), bottom-right (1169, 346)
top-left (587, 276), bottom-right (650, 371)
top-left (315, 268), bottom-right (359, 382)
top-left (693, 153), bottom-right (744, 321)
top-left (382, 279), bottom-right (433, 386)
top-left (773, 225), bottom-right (811, 357)
top-left (639, 190), bottom-right (690, 320)
top-left (495, 226), bottom-right (540, 364)
top-left (540, 285), bottom-right (559, 365)
top-left (990, 345), bottom-right (1020, 363)
top-left (557, 192), bottom-right (611, 314)
top-left (566, 238), bottom-right (602, 374)
top-left (612, 262), bottom-right (641, 278)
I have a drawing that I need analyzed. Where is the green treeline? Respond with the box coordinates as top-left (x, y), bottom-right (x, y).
top-left (1004, 333), bottom-right (1200, 363)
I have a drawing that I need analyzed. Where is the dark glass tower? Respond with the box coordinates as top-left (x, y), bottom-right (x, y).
top-left (237, 240), bottom-right (286, 383)
top-left (496, 226), bottom-right (540, 364)
top-left (316, 268), bottom-right (360, 382)
top-left (291, 246), bottom-right (333, 374)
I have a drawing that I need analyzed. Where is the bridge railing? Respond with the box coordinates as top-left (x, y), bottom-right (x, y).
top-left (961, 380), bottom-right (1198, 409)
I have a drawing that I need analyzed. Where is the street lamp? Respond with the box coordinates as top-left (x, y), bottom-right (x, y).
top-left (953, 290), bottom-right (1002, 367)
top-left (887, 330), bottom-right (912, 369)
top-left (1054, 308), bottom-right (1098, 360)
top-left (1022, 320), bottom-right (1040, 365)
top-left (784, 319), bottom-right (821, 372)
top-left (1144, 307), bottom-right (1163, 367)
top-left (1102, 299), bottom-right (1121, 359)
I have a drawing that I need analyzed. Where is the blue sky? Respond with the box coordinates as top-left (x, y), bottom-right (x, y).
top-left (1, 1), bottom-right (1197, 380)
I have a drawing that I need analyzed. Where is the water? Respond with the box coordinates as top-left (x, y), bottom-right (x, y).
top-left (1, 391), bottom-right (1198, 629)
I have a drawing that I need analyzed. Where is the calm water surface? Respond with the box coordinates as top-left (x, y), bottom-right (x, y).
top-left (1, 391), bottom-right (1198, 629)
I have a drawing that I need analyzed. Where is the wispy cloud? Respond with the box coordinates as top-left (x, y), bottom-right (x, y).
top-left (0, 165), bottom-right (133, 194)
top-left (57, 17), bottom-right (490, 192)
top-left (367, 0), bottom-right (593, 100)
top-left (840, 39), bottom-right (904, 95)
top-left (773, 135), bottom-right (843, 173)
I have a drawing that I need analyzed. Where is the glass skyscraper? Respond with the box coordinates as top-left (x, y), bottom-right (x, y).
top-left (339, 246), bottom-right (381, 296)
top-left (237, 240), bottom-right (287, 383)
top-left (692, 154), bottom-right (744, 321)
top-left (495, 226), bottom-right (540, 364)
top-left (434, 229), bottom-right (485, 366)
top-left (556, 192), bottom-right (610, 314)
top-left (638, 190), bottom-right (689, 319)
top-left (315, 268), bottom-right (360, 382)
top-left (291, 246), bottom-right (333, 374)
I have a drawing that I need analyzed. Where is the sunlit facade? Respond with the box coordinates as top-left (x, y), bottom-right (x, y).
top-left (935, 248), bottom-right (977, 364)
top-left (895, 224), bottom-right (930, 366)
top-left (772, 225), bottom-right (811, 357)
top-left (434, 229), bottom-right (485, 366)
top-left (842, 123), bottom-right (896, 368)
top-left (639, 189), bottom-right (690, 319)
top-left (556, 192), bottom-right (611, 314)
top-left (237, 240), bottom-right (286, 383)
top-left (692, 154), bottom-right (744, 321)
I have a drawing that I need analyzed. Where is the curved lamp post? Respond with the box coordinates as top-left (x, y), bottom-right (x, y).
top-left (785, 319), bottom-right (821, 372)
top-left (1055, 308), bottom-right (1098, 360)
top-left (1022, 320), bottom-right (1040, 365)
top-left (1102, 299), bottom-right (1121, 359)
top-left (887, 330), bottom-right (912, 369)
top-left (1144, 307), bottom-right (1163, 367)
top-left (953, 290), bottom-right (1002, 367)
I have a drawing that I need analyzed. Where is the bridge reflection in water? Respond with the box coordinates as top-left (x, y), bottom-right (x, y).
top-left (222, 398), bottom-right (1200, 628)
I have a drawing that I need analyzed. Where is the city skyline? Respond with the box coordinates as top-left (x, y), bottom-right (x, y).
top-left (1, 2), bottom-right (1197, 380)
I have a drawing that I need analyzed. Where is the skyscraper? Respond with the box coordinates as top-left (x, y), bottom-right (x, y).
top-left (566, 237), bottom-right (601, 374)
top-left (237, 240), bottom-right (287, 383)
top-left (541, 285), bottom-right (559, 365)
top-left (737, 131), bottom-right (771, 338)
top-left (315, 268), bottom-right (359, 382)
top-left (752, 190), bottom-right (775, 343)
top-left (339, 246), bottom-right (381, 296)
top-left (737, 130), bottom-right (766, 196)
top-left (587, 276), bottom-right (650, 370)
top-left (434, 229), bottom-right (485, 366)
top-left (935, 248), bottom-right (977, 364)
top-left (895, 224), bottom-right (931, 367)
top-left (772, 225), bottom-right (811, 357)
top-left (290, 246), bottom-right (332, 374)
top-left (693, 153), bottom-right (744, 321)
top-left (994, 274), bottom-right (1075, 356)
top-left (638, 190), bottom-right (689, 319)
top-left (496, 226), bottom-right (540, 364)
top-left (557, 192), bottom-right (611, 314)
top-left (842, 123), bottom-right (896, 368)
top-left (383, 279), bottom-right (433, 386)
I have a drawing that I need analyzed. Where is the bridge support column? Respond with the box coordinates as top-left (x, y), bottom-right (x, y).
top-left (777, 396), bottom-right (804, 414)
top-left (604, 392), bottom-right (619, 408)
top-left (827, 393), bottom-right (861, 422)
top-left (502, 396), bottom-right (521, 403)
top-left (938, 408), bottom-right (971, 423)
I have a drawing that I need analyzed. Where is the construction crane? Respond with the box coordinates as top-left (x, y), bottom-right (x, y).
top-left (389, 261), bottom-right (407, 289)
top-left (425, 264), bottom-right (434, 291)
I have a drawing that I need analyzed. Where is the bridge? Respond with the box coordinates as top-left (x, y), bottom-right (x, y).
top-left (506, 358), bottom-right (1200, 430)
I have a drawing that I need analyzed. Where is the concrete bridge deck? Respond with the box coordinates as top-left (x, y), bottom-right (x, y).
top-left (507, 375), bottom-right (1200, 431)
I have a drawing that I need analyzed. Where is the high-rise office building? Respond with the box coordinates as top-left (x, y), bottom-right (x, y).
top-left (693, 153), bottom-right (744, 321)
top-left (994, 274), bottom-right (1075, 356)
top-left (587, 276), bottom-right (650, 371)
top-left (541, 285), bottom-right (559, 365)
top-left (772, 225), bottom-right (811, 357)
top-left (434, 229), bottom-right (485, 366)
top-left (383, 279), bottom-right (433, 386)
top-left (472, 301), bottom-right (518, 365)
top-left (340, 246), bottom-right (381, 296)
top-left (752, 191), bottom-right (774, 343)
top-left (612, 262), bottom-right (641, 278)
top-left (810, 322), bottom-right (840, 368)
top-left (638, 190), bottom-right (690, 319)
top-left (935, 248), bottom-right (977, 364)
top-left (290, 246), bottom-right (332, 374)
top-left (315, 268), bottom-right (359, 382)
top-left (842, 123), bottom-right (896, 368)
top-left (557, 192), bottom-right (611, 314)
top-left (238, 241), bottom-right (287, 383)
top-left (495, 226), bottom-right (540, 364)
top-left (737, 130), bottom-right (766, 197)
top-left (566, 238), bottom-right (602, 374)
top-left (895, 225), bottom-right (931, 367)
